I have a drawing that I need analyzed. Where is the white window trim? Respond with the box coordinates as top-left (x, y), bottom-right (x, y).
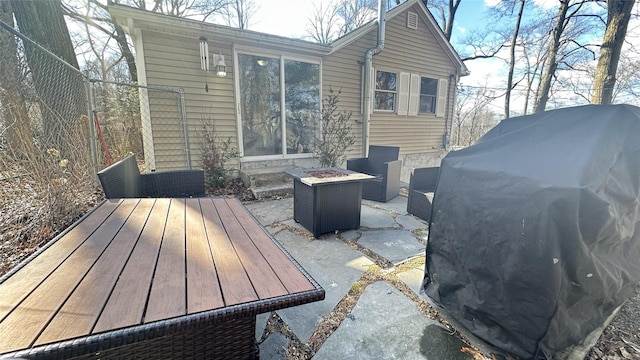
top-left (418, 76), bottom-right (438, 115)
top-left (374, 69), bottom-right (398, 112)
top-left (233, 45), bottom-right (322, 159)
top-left (371, 69), bottom-right (449, 118)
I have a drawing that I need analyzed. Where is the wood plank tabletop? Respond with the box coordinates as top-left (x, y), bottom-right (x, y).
top-left (0, 197), bottom-right (324, 356)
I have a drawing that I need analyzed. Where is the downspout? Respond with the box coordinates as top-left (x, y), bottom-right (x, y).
top-left (362, 0), bottom-right (386, 156)
top-left (443, 73), bottom-right (455, 149)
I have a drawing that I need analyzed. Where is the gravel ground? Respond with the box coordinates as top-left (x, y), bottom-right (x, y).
top-left (585, 285), bottom-right (640, 359)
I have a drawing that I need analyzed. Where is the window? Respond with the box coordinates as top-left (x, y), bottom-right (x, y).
top-left (238, 53), bottom-right (320, 157)
top-left (374, 71), bottom-right (397, 111)
top-left (419, 77), bottom-right (438, 114)
top-left (284, 60), bottom-right (320, 155)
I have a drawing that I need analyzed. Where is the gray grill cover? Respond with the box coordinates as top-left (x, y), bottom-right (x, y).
top-left (422, 104), bottom-right (640, 359)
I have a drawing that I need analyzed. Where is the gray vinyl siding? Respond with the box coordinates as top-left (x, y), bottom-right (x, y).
top-left (141, 29), bottom-right (237, 171)
top-left (326, 3), bottom-right (458, 156)
top-left (322, 32), bottom-right (376, 159)
top-left (131, 0), bottom-right (461, 169)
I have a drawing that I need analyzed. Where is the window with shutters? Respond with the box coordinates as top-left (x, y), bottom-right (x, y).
top-left (374, 70), bottom-right (397, 111)
top-left (419, 77), bottom-right (438, 114)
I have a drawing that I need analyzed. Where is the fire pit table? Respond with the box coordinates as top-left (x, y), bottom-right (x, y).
top-left (284, 167), bottom-right (375, 238)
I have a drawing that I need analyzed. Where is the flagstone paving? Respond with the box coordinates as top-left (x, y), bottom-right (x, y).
top-left (249, 191), bottom-right (603, 360)
top-left (251, 194), bottom-right (496, 359)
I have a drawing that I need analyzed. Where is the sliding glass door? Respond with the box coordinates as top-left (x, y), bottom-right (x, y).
top-left (238, 53), bottom-right (319, 157)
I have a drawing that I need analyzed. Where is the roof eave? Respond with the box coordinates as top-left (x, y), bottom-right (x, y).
top-left (108, 4), bottom-right (332, 56)
top-left (329, 0), bottom-right (468, 76)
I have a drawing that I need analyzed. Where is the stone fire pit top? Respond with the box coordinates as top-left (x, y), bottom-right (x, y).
top-left (284, 167), bottom-right (375, 186)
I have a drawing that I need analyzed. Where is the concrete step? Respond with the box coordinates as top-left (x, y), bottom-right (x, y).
top-left (240, 166), bottom-right (299, 200)
top-left (240, 166), bottom-right (295, 188)
top-left (250, 183), bottom-right (293, 200)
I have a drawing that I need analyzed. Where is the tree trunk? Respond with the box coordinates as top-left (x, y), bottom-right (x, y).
top-left (11, 0), bottom-right (86, 156)
top-left (591, 0), bottom-right (635, 105)
top-left (107, 0), bottom-right (138, 82)
top-left (534, 0), bottom-right (569, 113)
top-left (505, 0), bottom-right (525, 119)
top-left (0, 0), bottom-right (35, 159)
top-left (445, 0), bottom-right (462, 41)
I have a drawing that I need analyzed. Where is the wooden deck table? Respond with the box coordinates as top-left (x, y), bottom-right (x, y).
top-left (0, 197), bottom-right (324, 359)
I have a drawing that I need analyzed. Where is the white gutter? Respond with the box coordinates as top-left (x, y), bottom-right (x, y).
top-left (362, 0), bottom-right (387, 156)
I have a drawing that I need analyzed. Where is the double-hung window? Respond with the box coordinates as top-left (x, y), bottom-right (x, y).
top-left (374, 70), bottom-right (397, 111)
top-left (419, 77), bottom-right (438, 114)
top-left (372, 70), bottom-right (447, 117)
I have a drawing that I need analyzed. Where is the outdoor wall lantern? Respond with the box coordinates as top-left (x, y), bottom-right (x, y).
top-left (213, 53), bottom-right (227, 78)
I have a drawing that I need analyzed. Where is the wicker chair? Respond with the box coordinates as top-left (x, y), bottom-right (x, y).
top-left (406, 167), bottom-right (440, 221)
top-left (346, 145), bottom-right (402, 202)
top-left (97, 154), bottom-right (205, 199)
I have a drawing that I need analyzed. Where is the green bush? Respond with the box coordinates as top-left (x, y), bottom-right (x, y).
top-left (200, 121), bottom-right (238, 188)
top-left (312, 88), bottom-right (356, 167)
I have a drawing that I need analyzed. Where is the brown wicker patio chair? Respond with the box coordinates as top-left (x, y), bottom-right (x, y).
top-left (97, 154), bottom-right (205, 198)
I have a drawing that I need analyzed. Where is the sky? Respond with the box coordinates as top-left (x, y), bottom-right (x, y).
top-left (249, 0), bottom-right (318, 39)
top-left (249, 0), bottom-right (490, 38)
top-left (248, 0), bottom-right (499, 87)
top-left (246, 0), bottom-right (640, 115)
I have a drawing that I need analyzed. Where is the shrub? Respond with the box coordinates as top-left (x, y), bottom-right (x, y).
top-left (200, 121), bottom-right (239, 188)
top-left (312, 88), bottom-right (357, 167)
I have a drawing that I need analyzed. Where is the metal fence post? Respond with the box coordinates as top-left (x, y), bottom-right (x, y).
top-left (179, 88), bottom-right (191, 169)
top-left (85, 74), bottom-right (99, 181)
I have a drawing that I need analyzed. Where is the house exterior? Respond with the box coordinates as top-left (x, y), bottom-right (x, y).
top-left (109, 0), bottom-right (468, 182)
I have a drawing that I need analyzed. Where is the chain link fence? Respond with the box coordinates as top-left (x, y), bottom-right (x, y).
top-left (89, 80), bottom-right (190, 172)
top-left (0, 21), bottom-right (189, 271)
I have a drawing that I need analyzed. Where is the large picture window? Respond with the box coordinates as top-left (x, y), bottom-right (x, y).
top-left (285, 60), bottom-right (320, 154)
top-left (238, 54), bottom-right (281, 157)
top-left (419, 77), bottom-right (438, 114)
top-left (238, 53), bottom-right (319, 157)
top-left (374, 70), bottom-right (397, 111)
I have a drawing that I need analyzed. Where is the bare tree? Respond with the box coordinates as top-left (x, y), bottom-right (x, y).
top-left (423, 0), bottom-right (462, 40)
top-left (306, 0), bottom-right (377, 44)
top-left (306, 1), bottom-right (340, 44)
top-left (534, 0), bottom-right (571, 113)
top-left (63, 0), bottom-right (138, 82)
top-left (0, 0), bottom-right (35, 157)
top-left (457, 25), bottom-right (510, 62)
top-left (124, 0), bottom-right (228, 19)
top-left (453, 83), bottom-right (499, 147)
top-left (221, 0), bottom-right (257, 29)
top-left (63, 0), bottom-right (230, 82)
top-left (519, 24), bottom-right (550, 115)
top-left (335, 0), bottom-right (377, 36)
top-left (591, 0), bottom-right (635, 104)
top-left (504, 0), bottom-right (526, 119)
top-left (561, 55), bottom-right (640, 107)
top-left (532, 0), bottom-right (602, 112)
top-left (611, 57), bottom-right (640, 104)
top-left (11, 0), bottom-right (86, 154)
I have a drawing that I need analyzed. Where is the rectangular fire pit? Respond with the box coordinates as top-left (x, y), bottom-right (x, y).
top-left (284, 168), bottom-right (375, 238)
